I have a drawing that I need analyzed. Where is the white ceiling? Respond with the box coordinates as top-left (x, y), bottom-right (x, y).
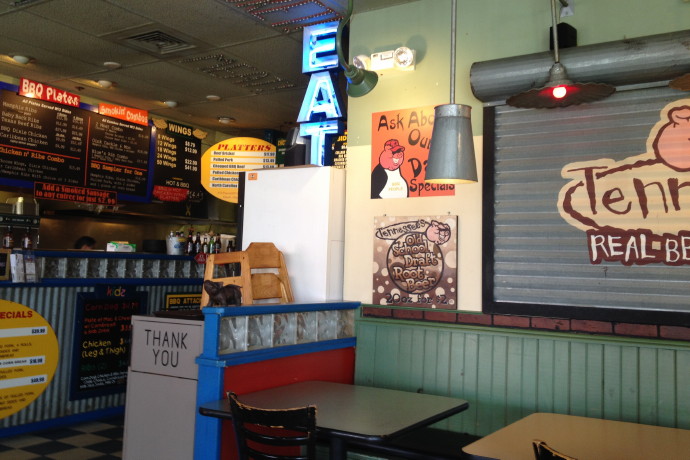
top-left (0, 0), bottom-right (417, 136)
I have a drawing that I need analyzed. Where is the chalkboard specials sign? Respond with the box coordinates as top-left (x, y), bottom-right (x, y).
top-left (0, 89), bottom-right (151, 198)
top-left (70, 286), bottom-right (146, 400)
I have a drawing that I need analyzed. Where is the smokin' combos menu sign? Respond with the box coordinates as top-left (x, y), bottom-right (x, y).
top-left (0, 90), bottom-right (151, 198)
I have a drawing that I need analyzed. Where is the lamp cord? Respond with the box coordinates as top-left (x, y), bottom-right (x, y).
top-left (551, 0), bottom-right (568, 63)
top-left (450, 0), bottom-right (457, 105)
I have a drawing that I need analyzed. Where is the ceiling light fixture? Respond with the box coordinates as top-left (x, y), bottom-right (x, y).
top-left (164, 100), bottom-right (178, 108)
top-left (335, 0), bottom-right (378, 97)
top-left (425, 0), bottom-right (477, 184)
top-left (206, 95), bottom-right (221, 101)
top-left (12, 55), bottom-right (30, 65)
top-left (97, 80), bottom-right (113, 88)
top-left (506, 0), bottom-right (615, 109)
top-left (218, 116), bottom-right (235, 124)
top-left (103, 61), bottom-right (121, 70)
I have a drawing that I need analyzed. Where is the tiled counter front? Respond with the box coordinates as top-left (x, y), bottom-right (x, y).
top-left (36, 250), bottom-right (205, 280)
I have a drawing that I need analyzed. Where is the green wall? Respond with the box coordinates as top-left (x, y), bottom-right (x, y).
top-left (356, 317), bottom-right (690, 436)
top-left (345, 0), bottom-right (690, 434)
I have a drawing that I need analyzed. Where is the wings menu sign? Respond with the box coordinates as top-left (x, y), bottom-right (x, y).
top-left (559, 99), bottom-right (690, 266)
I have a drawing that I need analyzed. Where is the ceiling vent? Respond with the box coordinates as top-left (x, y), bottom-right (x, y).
top-left (124, 30), bottom-right (197, 55)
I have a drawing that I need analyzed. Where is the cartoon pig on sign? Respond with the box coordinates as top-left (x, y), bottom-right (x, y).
top-left (653, 106), bottom-right (690, 171)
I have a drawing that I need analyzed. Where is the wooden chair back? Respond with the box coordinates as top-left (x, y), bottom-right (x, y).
top-left (200, 242), bottom-right (293, 307)
top-left (245, 242), bottom-right (294, 303)
top-left (228, 392), bottom-right (317, 460)
top-left (200, 251), bottom-right (253, 307)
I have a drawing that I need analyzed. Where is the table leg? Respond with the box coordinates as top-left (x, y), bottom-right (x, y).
top-left (329, 437), bottom-right (347, 460)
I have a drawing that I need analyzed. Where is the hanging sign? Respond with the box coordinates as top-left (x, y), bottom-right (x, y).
top-left (200, 137), bottom-right (276, 203)
top-left (151, 118), bottom-right (205, 202)
top-left (0, 300), bottom-right (59, 419)
top-left (373, 215), bottom-right (458, 308)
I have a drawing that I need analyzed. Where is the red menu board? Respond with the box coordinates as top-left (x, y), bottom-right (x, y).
top-left (0, 90), bottom-right (151, 198)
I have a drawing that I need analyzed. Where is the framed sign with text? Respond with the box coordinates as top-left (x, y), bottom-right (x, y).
top-left (371, 106), bottom-right (454, 199)
top-left (373, 215), bottom-right (458, 309)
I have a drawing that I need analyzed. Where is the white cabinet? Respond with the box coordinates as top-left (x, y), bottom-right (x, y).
top-left (242, 166), bottom-right (345, 302)
top-left (122, 315), bottom-right (203, 460)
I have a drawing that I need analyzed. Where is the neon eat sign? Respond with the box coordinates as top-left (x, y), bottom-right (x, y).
top-left (299, 21), bottom-right (344, 166)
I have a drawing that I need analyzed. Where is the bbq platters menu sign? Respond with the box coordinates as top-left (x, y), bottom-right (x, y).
top-left (0, 90), bottom-right (151, 198)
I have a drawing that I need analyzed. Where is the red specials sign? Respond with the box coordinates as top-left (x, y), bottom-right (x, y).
top-left (371, 106), bottom-right (454, 199)
top-left (19, 78), bottom-right (80, 107)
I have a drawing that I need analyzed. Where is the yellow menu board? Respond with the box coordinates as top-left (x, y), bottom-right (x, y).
top-left (200, 137), bottom-right (276, 203)
top-left (0, 300), bottom-right (58, 418)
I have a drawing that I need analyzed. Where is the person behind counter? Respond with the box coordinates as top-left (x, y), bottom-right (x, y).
top-left (74, 236), bottom-right (96, 250)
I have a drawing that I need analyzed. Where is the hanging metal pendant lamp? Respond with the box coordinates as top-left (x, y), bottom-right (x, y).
top-left (336, 0), bottom-right (378, 97)
top-left (506, 0), bottom-right (615, 109)
top-left (425, 0), bottom-right (477, 184)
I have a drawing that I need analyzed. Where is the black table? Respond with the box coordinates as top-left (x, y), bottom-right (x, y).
top-left (199, 380), bottom-right (469, 460)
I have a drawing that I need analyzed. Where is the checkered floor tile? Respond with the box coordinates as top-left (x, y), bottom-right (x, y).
top-left (0, 416), bottom-right (123, 460)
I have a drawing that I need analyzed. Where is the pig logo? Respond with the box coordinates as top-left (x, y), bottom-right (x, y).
top-left (371, 139), bottom-right (409, 199)
top-left (653, 106), bottom-right (690, 171)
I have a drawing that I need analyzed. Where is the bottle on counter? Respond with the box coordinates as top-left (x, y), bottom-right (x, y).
top-left (3, 226), bottom-right (14, 249)
top-left (194, 232), bottom-right (202, 255)
top-left (209, 235), bottom-right (216, 254)
top-left (21, 227), bottom-right (32, 250)
top-left (213, 237), bottom-right (221, 254)
top-left (201, 236), bottom-right (209, 254)
top-left (185, 228), bottom-right (195, 256)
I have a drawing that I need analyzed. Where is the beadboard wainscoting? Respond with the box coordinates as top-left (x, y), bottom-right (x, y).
top-left (355, 317), bottom-right (690, 437)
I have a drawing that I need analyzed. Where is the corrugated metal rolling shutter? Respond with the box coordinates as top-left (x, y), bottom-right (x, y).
top-left (488, 84), bottom-right (690, 318)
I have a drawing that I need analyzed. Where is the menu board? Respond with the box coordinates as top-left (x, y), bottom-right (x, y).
top-left (151, 119), bottom-right (205, 202)
top-left (0, 90), bottom-right (151, 198)
top-left (70, 287), bottom-right (145, 399)
top-left (201, 137), bottom-right (276, 203)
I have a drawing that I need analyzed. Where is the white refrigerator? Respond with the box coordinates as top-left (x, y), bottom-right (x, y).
top-left (240, 166), bottom-right (345, 302)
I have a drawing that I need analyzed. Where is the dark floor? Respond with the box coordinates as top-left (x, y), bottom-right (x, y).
top-left (0, 415), bottom-right (123, 460)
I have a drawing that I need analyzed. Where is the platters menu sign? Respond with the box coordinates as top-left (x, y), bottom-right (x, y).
top-left (201, 136), bottom-right (276, 203)
top-left (70, 286), bottom-right (145, 399)
top-left (151, 118), bottom-right (205, 202)
top-left (0, 89), bottom-right (151, 198)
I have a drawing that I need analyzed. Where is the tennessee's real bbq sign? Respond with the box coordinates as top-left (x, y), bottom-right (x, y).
top-left (559, 99), bottom-right (690, 266)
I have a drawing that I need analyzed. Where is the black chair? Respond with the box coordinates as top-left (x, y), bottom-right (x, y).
top-left (227, 392), bottom-right (317, 460)
top-left (532, 439), bottom-right (577, 460)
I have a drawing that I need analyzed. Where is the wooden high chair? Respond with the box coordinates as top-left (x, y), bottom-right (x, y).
top-left (200, 242), bottom-right (293, 307)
